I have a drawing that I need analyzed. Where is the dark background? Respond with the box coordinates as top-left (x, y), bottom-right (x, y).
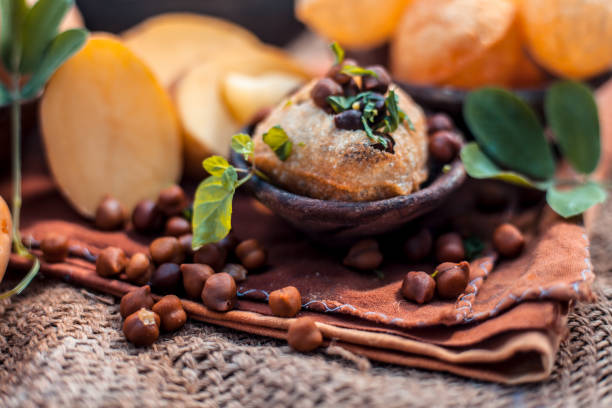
top-left (75, 0), bottom-right (304, 45)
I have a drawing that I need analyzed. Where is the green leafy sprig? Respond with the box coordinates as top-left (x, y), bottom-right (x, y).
top-left (192, 127), bottom-right (292, 248)
top-left (330, 41), bottom-right (344, 65)
top-left (0, 0), bottom-right (88, 298)
top-left (461, 81), bottom-right (607, 218)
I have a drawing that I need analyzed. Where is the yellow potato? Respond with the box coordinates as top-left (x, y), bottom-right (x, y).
top-left (123, 13), bottom-right (260, 87)
top-left (222, 72), bottom-right (305, 124)
top-left (391, 0), bottom-right (516, 85)
top-left (174, 46), bottom-right (309, 177)
top-left (40, 34), bottom-right (182, 217)
top-left (0, 196), bottom-right (11, 282)
top-left (296, 0), bottom-right (411, 49)
top-left (518, 0), bottom-right (612, 79)
top-left (443, 20), bottom-right (521, 88)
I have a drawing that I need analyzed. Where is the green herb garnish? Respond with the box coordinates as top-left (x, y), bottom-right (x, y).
top-left (263, 125), bottom-right (293, 161)
top-left (340, 65), bottom-right (379, 78)
top-left (361, 117), bottom-right (387, 148)
top-left (461, 81), bottom-right (608, 218)
top-left (0, 0), bottom-right (88, 299)
top-left (330, 41), bottom-right (344, 65)
top-left (231, 132), bottom-right (254, 161)
top-left (383, 90), bottom-right (411, 132)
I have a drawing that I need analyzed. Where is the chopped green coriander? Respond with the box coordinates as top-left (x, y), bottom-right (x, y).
top-left (263, 125), bottom-right (293, 161)
top-left (340, 65), bottom-right (379, 78)
top-left (330, 41), bottom-right (345, 65)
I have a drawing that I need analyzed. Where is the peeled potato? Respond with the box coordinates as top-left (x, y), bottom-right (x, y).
top-left (391, 0), bottom-right (516, 84)
top-left (123, 13), bottom-right (260, 87)
top-left (175, 46), bottom-right (309, 176)
top-left (0, 196), bottom-right (11, 282)
top-left (518, 0), bottom-right (612, 79)
top-left (443, 20), bottom-right (521, 88)
top-left (222, 72), bottom-right (304, 124)
top-left (40, 34), bottom-right (182, 217)
top-left (296, 0), bottom-right (411, 49)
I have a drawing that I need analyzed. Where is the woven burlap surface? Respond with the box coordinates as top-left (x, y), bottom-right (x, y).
top-left (0, 201), bottom-right (608, 408)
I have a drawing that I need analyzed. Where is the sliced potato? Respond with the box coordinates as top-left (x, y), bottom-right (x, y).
top-left (391, 0), bottom-right (516, 84)
top-left (40, 34), bottom-right (182, 217)
top-left (0, 196), bottom-right (11, 282)
top-left (222, 72), bottom-right (304, 124)
top-left (175, 45), bottom-right (309, 176)
top-left (123, 13), bottom-right (260, 87)
top-left (296, 0), bottom-right (411, 49)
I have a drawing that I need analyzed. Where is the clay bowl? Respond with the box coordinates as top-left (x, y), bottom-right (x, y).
top-left (231, 127), bottom-right (466, 245)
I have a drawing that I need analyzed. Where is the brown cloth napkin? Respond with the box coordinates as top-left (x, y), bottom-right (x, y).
top-left (6, 81), bottom-right (612, 385)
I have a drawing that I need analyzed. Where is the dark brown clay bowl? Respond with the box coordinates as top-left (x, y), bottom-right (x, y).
top-left (231, 130), bottom-right (466, 245)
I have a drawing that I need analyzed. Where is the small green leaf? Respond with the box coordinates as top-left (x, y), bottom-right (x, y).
top-left (383, 89), bottom-right (407, 133)
top-left (191, 175), bottom-right (237, 249)
top-left (0, 82), bottom-right (10, 105)
top-left (464, 88), bottom-right (555, 180)
top-left (460, 143), bottom-right (549, 189)
top-left (361, 117), bottom-right (387, 148)
top-left (1, 0), bottom-right (29, 72)
top-left (263, 125), bottom-right (292, 161)
top-left (545, 80), bottom-right (600, 174)
top-left (203, 156), bottom-right (230, 176)
top-left (340, 65), bottom-right (378, 78)
top-left (330, 41), bottom-right (344, 65)
top-left (21, 28), bottom-right (87, 99)
top-left (231, 133), bottom-right (254, 160)
top-left (546, 181), bottom-right (607, 218)
top-left (19, 0), bottom-right (73, 73)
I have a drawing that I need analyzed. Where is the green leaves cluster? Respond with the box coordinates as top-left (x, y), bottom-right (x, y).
top-left (192, 127), bottom-right (293, 248)
top-left (461, 81), bottom-right (606, 218)
top-left (0, 0), bottom-right (88, 103)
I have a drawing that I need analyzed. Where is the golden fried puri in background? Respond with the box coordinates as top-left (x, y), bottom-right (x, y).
top-left (174, 46), bottom-right (309, 176)
top-left (123, 13), bottom-right (260, 87)
top-left (296, 0), bottom-right (412, 49)
top-left (0, 196), bottom-right (11, 282)
top-left (391, 0), bottom-right (516, 85)
top-left (40, 34), bottom-right (182, 217)
top-left (518, 0), bottom-right (612, 79)
top-left (252, 80), bottom-right (428, 201)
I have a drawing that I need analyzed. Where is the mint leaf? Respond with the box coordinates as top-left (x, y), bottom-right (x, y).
top-left (191, 175), bottom-right (237, 249)
top-left (330, 41), bottom-right (344, 65)
top-left (0, 0), bottom-right (29, 72)
top-left (19, 0), bottom-right (72, 73)
top-left (202, 156), bottom-right (230, 177)
top-left (361, 117), bottom-right (387, 148)
top-left (231, 133), bottom-right (254, 161)
top-left (546, 181), bottom-right (607, 218)
top-left (546, 81), bottom-right (600, 175)
top-left (263, 125), bottom-right (292, 161)
top-left (460, 143), bottom-right (550, 189)
top-left (340, 65), bottom-right (378, 78)
top-left (464, 88), bottom-right (555, 180)
top-left (327, 95), bottom-right (355, 113)
top-left (383, 90), bottom-right (407, 133)
top-left (21, 28), bottom-right (87, 99)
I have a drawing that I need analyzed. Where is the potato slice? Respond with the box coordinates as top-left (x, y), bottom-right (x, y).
top-left (0, 196), bottom-right (11, 282)
top-left (391, 0), bottom-right (516, 84)
top-left (296, 0), bottom-right (411, 49)
top-left (174, 45), bottom-right (309, 176)
top-left (222, 72), bottom-right (305, 124)
top-left (123, 13), bottom-right (260, 87)
top-left (40, 34), bottom-right (182, 217)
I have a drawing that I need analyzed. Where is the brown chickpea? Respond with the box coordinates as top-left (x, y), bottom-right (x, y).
top-left (434, 261), bottom-right (470, 299)
top-left (194, 243), bottom-right (225, 272)
top-left (94, 196), bottom-right (126, 231)
top-left (120, 285), bottom-right (154, 318)
top-left (164, 216), bottom-right (191, 237)
top-left (403, 228), bottom-right (433, 262)
top-left (428, 131), bottom-right (462, 163)
top-left (156, 185), bottom-right (188, 217)
top-left (287, 317), bottom-right (323, 352)
top-left (132, 199), bottom-right (165, 233)
top-left (311, 78), bottom-right (343, 110)
top-left (361, 65), bottom-right (391, 94)
top-left (149, 236), bottom-right (184, 265)
top-left (269, 286), bottom-right (302, 317)
top-left (235, 239), bottom-right (267, 270)
top-left (426, 113), bottom-right (454, 134)
top-left (152, 295), bottom-right (187, 332)
top-left (222, 263), bottom-right (248, 282)
top-left (123, 308), bottom-right (160, 347)
top-left (178, 234), bottom-right (195, 258)
top-left (96, 247), bottom-right (128, 277)
top-left (401, 271), bottom-right (435, 304)
top-left (125, 253), bottom-right (154, 285)
top-left (343, 239), bottom-right (383, 270)
top-left (151, 263), bottom-right (181, 294)
top-left (325, 58), bottom-right (357, 85)
top-left (40, 233), bottom-right (69, 263)
top-left (493, 223), bottom-right (525, 258)
top-left (180, 263), bottom-right (214, 299)
top-left (201, 272), bottom-right (237, 312)
top-left (435, 233), bottom-right (465, 263)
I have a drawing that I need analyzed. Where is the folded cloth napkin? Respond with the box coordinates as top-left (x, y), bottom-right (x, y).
top-left (6, 81), bottom-right (612, 385)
